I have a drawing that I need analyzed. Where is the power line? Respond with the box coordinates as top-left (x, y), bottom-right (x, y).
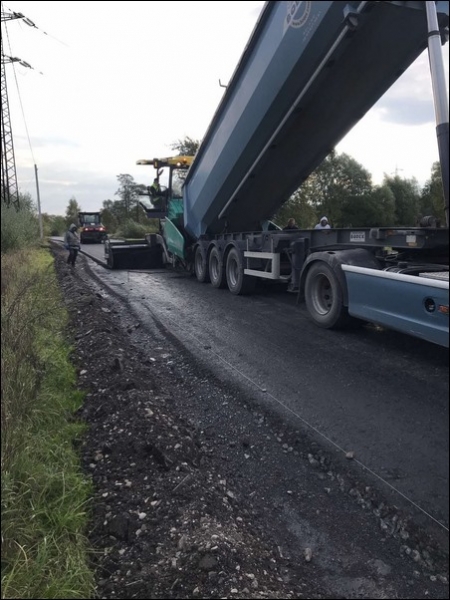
top-left (3, 3), bottom-right (69, 46)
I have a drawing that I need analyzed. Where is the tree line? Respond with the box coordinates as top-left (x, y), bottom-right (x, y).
top-left (274, 151), bottom-right (445, 229)
top-left (42, 137), bottom-right (445, 235)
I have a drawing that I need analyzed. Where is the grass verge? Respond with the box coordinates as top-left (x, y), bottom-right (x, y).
top-left (1, 248), bottom-right (94, 599)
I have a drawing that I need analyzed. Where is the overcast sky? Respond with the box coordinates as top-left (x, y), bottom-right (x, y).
top-left (2, 1), bottom-right (449, 216)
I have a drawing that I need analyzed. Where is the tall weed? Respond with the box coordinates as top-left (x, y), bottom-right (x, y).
top-left (1, 196), bottom-right (40, 253)
top-left (1, 249), bottom-right (94, 599)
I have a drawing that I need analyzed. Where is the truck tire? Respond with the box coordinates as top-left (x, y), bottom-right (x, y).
top-left (194, 246), bottom-right (210, 283)
top-left (304, 262), bottom-right (351, 329)
top-left (226, 247), bottom-right (256, 295)
top-left (209, 247), bottom-right (227, 288)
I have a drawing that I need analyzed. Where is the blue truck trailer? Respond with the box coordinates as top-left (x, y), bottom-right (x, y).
top-left (106, 0), bottom-right (449, 347)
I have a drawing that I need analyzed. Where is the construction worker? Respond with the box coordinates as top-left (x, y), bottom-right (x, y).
top-left (64, 223), bottom-right (81, 267)
top-left (149, 178), bottom-right (167, 209)
top-left (314, 216), bottom-right (331, 229)
top-left (283, 217), bottom-right (299, 230)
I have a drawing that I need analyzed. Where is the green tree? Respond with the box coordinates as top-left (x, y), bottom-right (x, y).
top-left (102, 198), bottom-right (127, 222)
top-left (383, 174), bottom-right (420, 226)
top-left (170, 136), bottom-right (200, 185)
top-left (419, 161), bottom-right (446, 225)
top-left (102, 199), bottom-right (114, 211)
top-left (339, 184), bottom-right (396, 227)
top-left (43, 214), bottom-right (66, 236)
top-left (274, 190), bottom-right (317, 229)
top-left (115, 174), bottom-right (143, 220)
top-left (313, 152), bottom-right (373, 226)
top-left (100, 207), bottom-right (119, 234)
top-left (369, 184), bottom-right (397, 226)
top-left (276, 151), bottom-right (373, 227)
top-left (65, 197), bottom-right (82, 228)
top-left (170, 136), bottom-right (200, 157)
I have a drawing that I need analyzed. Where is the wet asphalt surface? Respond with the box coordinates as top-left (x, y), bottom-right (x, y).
top-left (76, 241), bottom-right (449, 547)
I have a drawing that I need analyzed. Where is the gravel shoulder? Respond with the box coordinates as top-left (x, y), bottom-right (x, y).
top-left (51, 243), bottom-right (449, 600)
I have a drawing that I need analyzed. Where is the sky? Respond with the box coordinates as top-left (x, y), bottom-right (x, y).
top-left (2, 1), bottom-right (449, 216)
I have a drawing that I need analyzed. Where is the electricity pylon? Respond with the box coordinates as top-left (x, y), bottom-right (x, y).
top-left (1, 7), bottom-right (24, 208)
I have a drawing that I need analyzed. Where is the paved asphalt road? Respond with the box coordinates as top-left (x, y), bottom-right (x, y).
top-left (62, 240), bottom-right (449, 542)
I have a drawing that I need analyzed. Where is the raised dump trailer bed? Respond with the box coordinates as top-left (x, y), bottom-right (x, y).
top-left (183, 1), bottom-right (449, 238)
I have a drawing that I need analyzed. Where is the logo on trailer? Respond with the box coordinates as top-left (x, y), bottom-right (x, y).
top-left (285, 1), bottom-right (311, 30)
top-left (350, 232), bottom-right (366, 243)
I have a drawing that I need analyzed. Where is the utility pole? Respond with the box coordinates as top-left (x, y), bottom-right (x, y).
top-left (34, 164), bottom-right (44, 238)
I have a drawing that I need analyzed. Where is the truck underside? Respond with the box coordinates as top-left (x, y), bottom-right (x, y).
top-left (190, 225), bottom-right (448, 347)
top-left (106, 220), bottom-right (449, 347)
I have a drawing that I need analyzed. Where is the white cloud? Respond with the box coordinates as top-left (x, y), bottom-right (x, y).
top-left (371, 52), bottom-right (444, 126)
top-left (337, 48), bottom-right (449, 184)
top-left (2, 1), bottom-right (448, 215)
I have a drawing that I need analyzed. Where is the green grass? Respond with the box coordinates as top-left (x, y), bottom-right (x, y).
top-left (1, 249), bottom-right (95, 599)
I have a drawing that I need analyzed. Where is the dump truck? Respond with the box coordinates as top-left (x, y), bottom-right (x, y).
top-left (106, 0), bottom-right (449, 347)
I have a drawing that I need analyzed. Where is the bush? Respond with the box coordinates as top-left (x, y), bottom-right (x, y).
top-left (1, 196), bottom-right (40, 253)
top-left (45, 215), bottom-right (67, 237)
top-left (116, 218), bottom-right (157, 239)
